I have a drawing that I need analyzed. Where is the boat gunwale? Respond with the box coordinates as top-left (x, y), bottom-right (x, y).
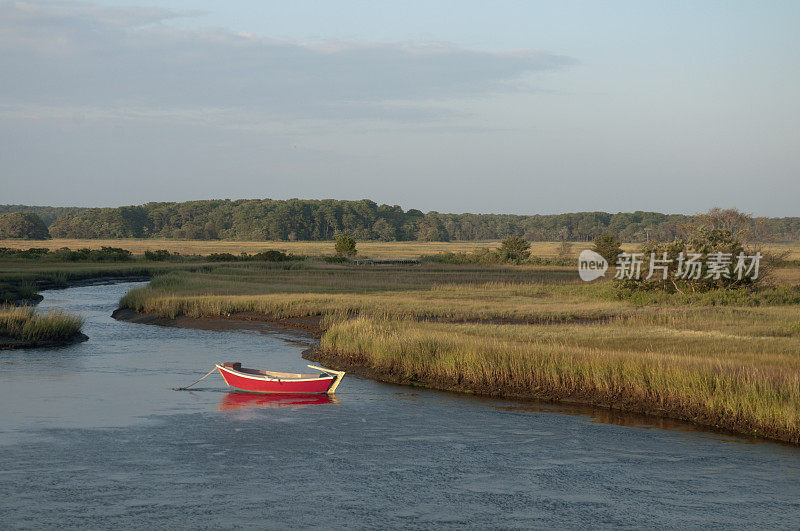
top-left (215, 363), bottom-right (335, 383)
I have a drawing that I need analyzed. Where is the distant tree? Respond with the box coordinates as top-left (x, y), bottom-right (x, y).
top-left (372, 218), bottom-right (397, 241)
top-left (203, 221), bottom-right (218, 240)
top-left (593, 233), bottom-right (622, 264)
top-left (556, 240), bottom-right (573, 261)
top-left (15, 199), bottom-right (800, 244)
top-left (500, 236), bottom-right (531, 262)
top-left (0, 212), bottom-right (49, 239)
top-left (335, 235), bottom-right (357, 257)
top-left (695, 207), bottom-right (752, 239)
top-left (416, 214), bottom-right (450, 242)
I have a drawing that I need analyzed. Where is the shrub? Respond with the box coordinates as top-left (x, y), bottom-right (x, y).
top-left (592, 233), bottom-right (622, 264)
top-left (207, 252), bottom-right (239, 262)
top-left (335, 236), bottom-right (357, 257)
top-left (252, 250), bottom-right (296, 262)
top-left (144, 249), bottom-right (172, 261)
top-left (13, 248), bottom-right (50, 259)
top-left (499, 236), bottom-right (531, 262)
top-left (89, 247), bottom-right (133, 262)
top-left (51, 247), bottom-right (90, 261)
top-left (615, 213), bottom-right (764, 295)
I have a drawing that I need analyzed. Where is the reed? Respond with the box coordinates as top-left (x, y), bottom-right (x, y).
top-left (0, 305), bottom-right (84, 342)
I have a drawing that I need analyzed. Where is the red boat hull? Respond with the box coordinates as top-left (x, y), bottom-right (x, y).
top-left (216, 364), bottom-right (335, 394)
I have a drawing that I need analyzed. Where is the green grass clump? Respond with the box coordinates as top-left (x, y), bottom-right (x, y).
top-left (0, 305), bottom-right (84, 342)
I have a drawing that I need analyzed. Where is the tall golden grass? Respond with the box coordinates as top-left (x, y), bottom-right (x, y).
top-left (320, 315), bottom-right (800, 442)
top-left (0, 305), bottom-right (84, 342)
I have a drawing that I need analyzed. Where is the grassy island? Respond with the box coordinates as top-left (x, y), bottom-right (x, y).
top-left (0, 305), bottom-right (85, 348)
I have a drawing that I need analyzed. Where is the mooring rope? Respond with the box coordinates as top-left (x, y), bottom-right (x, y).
top-left (173, 367), bottom-right (217, 391)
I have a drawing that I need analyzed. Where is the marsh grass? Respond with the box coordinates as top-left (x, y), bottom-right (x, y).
top-left (0, 305), bottom-right (84, 342)
top-left (118, 264), bottom-right (620, 322)
top-left (118, 263), bottom-right (800, 324)
top-left (320, 315), bottom-right (800, 442)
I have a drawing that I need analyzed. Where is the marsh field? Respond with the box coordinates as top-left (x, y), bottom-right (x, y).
top-left (4, 237), bottom-right (800, 261)
top-left (0, 238), bottom-right (505, 259)
top-left (4, 240), bottom-right (800, 443)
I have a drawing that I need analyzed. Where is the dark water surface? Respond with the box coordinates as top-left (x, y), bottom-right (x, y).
top-left (1, 283), bottom-right (798, 529)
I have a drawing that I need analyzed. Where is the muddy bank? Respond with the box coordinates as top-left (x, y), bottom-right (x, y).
top-left (111, 308), bottom-right (322, 342)
top-left (0, 332), bottom-right (89, 350)
top-left (3, 275), bottom-right (151, 306)
top-left (36, 275), bottom-right (151, 291)
top-left (110, 306), bottom-right (601, 337)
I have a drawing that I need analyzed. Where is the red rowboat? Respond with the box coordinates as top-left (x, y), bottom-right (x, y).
top-left (215, 362), bottom-right (345, 394)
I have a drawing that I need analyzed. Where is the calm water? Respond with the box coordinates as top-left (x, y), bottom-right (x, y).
top-left (0, 282), bottom-right (798, 529)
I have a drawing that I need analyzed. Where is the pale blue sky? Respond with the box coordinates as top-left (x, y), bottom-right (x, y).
top-left (1, 1), bottom-right (798, 215)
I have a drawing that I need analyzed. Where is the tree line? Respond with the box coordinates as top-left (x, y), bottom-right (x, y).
top-left (1, 200), bottom-right (799, 242)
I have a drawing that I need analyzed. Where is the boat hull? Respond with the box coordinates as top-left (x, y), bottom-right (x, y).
top-left (216, 364), bottom-right (335, 394)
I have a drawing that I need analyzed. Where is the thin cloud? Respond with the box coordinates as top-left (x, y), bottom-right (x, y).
top-left (0, 1), bottom-right (575, 121)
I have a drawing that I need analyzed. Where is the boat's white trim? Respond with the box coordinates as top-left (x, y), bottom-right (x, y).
top-left (216, 364), bottom-right (334, 383)
top-left (307, 364), bottom-right (346, 394)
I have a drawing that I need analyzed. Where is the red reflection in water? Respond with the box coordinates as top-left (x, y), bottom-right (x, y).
top-left (219, 391), bottom-right (333, 410)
